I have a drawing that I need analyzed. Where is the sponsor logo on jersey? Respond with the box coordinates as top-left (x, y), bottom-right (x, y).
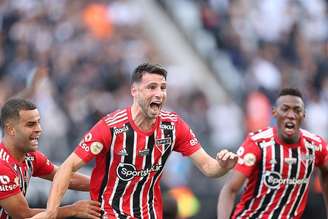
top-left (243, 153), bottom-right (256, 166)
top-left (160, 124), bottom-right (174, 130)
top-left (84, 133), bottom-right (93, 142)
top-left (237, 147), bottom-right (245, 156)
top-left (155, 138), bottom-right (171, 145)
top-left (305, 141), bottom-right (322, 151)
top-left (0, 175), bottom-right (10, 185)
top-left (138, 148), bottom-right (149, 156)
top-left (117, 148), bottom-right (128, 156)
top-left (90, 142), bottom-right (103, 155)
top-left (284, 157), bottom-right (297, 165)
top-left (264, 171), bottom-right (309, 189)
top-left (0, 184), bottom-right (18, 191)
top-left (116, 163), bottom-right (162, 181)
top-left (79, 142), bottom-right (90, 152)
top-left (114, 125), bottom-right (129, 135)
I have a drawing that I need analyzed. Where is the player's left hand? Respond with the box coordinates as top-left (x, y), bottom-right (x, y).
top-left (216, 149), bottom-right (238, 170)
top-left (71, 200), bottom-right (101, 218)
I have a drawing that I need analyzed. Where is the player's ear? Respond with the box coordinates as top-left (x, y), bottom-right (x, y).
top-left (4, 121), bottom-right (15, 136)
top-left (131, 83), bottom-right (137, 97)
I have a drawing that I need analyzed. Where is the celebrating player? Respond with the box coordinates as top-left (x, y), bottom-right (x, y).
top-left (218, 88), bottom-right (328, 219)
top-left (31, 63), bottom-right (238, 219)
top-left (0, 98), bottom-right (101, 218)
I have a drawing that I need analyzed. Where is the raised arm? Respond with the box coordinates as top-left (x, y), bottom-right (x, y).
top-left (217, 170), bottom-right (247, 219)
top-left (190, 148), bottom-right (238, 178)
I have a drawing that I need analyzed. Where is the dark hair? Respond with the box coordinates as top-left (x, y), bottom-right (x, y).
top-left (278, 88), bottom-right (303, 100)
top-left (131, 63), bottom-right (167, 84)
top-left (1, 98), bottom-right (37, 130)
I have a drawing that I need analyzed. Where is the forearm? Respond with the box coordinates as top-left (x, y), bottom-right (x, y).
top-left (218, 186), bottom-right (236, 219)
top-left (201, 157), bottom-right (229, 178)
top-left (68, 172), bottom-right (90, 191)
top-left (56, 205), bottom-right (78, 219)
top-left (46, 163), bottom-right (74, 215)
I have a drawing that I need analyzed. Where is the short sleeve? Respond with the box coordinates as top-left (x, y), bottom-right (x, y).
top-left (174, 117), bottom-right (201, 156)
top-left (32, 151), bottom-right (55, 177)
top-left (0, 163), bottom-right (20, 200)
top-left (234, 135), bottom-right (261, 177)
top-left (74, 119), bottom-right (111, 163)
top-left (315, 137), bottom-right (328, 167)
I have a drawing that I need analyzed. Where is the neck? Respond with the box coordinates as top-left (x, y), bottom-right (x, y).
top-left (131, 104), bottom-right (156, 132)
top-left (2, 137), bottom-right (26, 162)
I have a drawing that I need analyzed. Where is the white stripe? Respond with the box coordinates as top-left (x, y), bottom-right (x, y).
top-left (102, 132), bottom-right (117, 217)
top-left (159, 116), bottom-right (177, 121)
top-left (251, 128), bottom-right (274, 141)
top-left (105, 109), bottom-right (127, 122)
top-left (105, 111), bottom-right (127, 123)
top-left (106, 116), bottom-right (129, 126)
top-left (301, 129), bottom-right (321, 142)
top-left (123, 131), bottom-right (137, 217)
top-left (293, 146), bottom-right (314, 216)
top-left (282, 147), bottom-right (301, 219)
top-left (138, 136), bottom-right (149, 219)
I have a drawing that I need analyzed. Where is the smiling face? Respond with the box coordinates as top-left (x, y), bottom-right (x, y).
top-left (10, 109), bottom-right (42, 153)
top-left (273, 95), bottom-right (305, 144)
top-left (131, 72), bottom-right (167, 120)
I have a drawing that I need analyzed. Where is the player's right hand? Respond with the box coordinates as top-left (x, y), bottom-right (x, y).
top-left (71, 200), bottom-right (101, 218)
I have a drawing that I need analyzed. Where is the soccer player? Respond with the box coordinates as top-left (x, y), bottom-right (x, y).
top-left (0, 98), bottom-right (101, 218)
top-left (31, 63), bottom-right (238, 219)
top-left (218, 88), bottom-right (328, 219)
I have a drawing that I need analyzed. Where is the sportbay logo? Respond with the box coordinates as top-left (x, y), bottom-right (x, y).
top-left (114, 126), bottom-right (129, 135)
top-left (264, 171), bottom-right (308, 189)
top-left (116, 163), bottom-right (162, 181)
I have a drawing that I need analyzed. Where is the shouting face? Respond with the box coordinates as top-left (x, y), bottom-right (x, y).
top-left (273, 95), bottom-right (305, 144)
top-left (11, 109), bottom-right (42, 153)
top-left (132, 72), bottom-right (167, 120)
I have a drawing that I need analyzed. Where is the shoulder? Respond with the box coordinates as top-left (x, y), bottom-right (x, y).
top-left (103, 108), bottom-right (129, 127)
top-left (301, 129), bottom-right (324, 143)
top-left (248, 127), bottom-right (274, 143)
top-left (160, 110), bottom-right (178, 123)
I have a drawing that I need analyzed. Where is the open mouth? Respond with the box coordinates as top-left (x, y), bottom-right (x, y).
top-left (30, 136), bottom-right (40, 146)
top-left (150, 102), bottom-right (161, 110)
top-left (284, 122), bottom-right (296, 135)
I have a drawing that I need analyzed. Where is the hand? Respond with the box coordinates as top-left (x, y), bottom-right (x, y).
top-left (216, 149), bottom-right (238, 170)
top-left (71, 200), bottom-right (101, 218)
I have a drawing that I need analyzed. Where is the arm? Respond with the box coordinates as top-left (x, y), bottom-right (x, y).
top-left (190, 148), bottom-right (238, 178)
top-left (42, 153), bottom-right (86, 218)
top-left (217, 170), bottom-right (247, 219)
top-left (0, 192), bottom-right (100, 219)
top-left (40, 165), bottom-right (90, 191)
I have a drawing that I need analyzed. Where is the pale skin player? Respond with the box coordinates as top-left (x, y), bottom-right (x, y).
top-left (0, 99), bottom-right (101, 219)
top-left (31, 65), bottom-right (238, 219)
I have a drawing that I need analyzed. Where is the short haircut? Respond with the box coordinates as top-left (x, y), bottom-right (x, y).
top-left (278, 88), bottom-right (303, 100)
top-left (131, 63), bottom-right (167, 84)
top-left (1, 98), bottom-right (37, 130)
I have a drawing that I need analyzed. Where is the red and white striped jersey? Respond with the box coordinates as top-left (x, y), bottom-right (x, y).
top-left (0, 143), bottom-right (54, 219)
top-left (74, 107), bottom-right (201, 219)
top-left (232, 127), bottom-right (328, 219)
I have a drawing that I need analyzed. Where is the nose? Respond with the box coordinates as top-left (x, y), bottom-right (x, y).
top-left (35, 122), bottom-right (42, 132)
top-left (286, 110), bottom-right (296, 119)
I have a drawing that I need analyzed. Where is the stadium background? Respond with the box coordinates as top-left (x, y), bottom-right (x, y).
top-left (0, 0), bottom-right (327, 218)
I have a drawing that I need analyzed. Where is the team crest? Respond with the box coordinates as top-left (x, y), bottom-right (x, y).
top-left (155, 138), bottom-right (172, 153)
